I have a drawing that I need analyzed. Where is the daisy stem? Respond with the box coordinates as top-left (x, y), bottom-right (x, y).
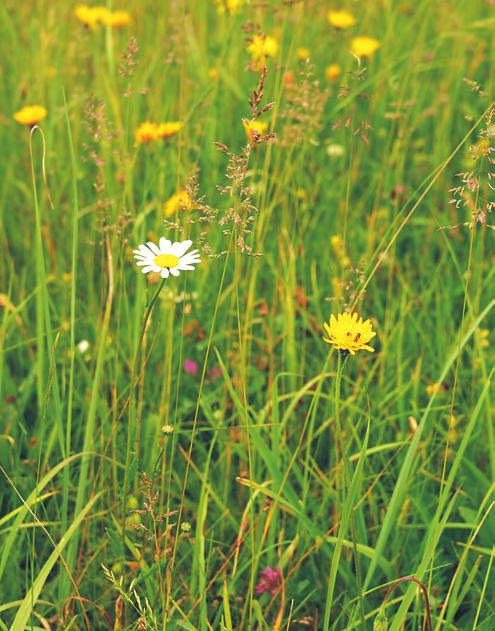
top-left (122, 278), bottom-right (166, 539)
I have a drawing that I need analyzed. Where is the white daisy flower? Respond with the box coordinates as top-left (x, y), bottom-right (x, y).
top-left (133, 238), bottom-right (201, 279)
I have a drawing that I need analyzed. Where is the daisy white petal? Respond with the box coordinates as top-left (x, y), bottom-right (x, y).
top-left (147, 241), bottom-right (161, 256)
top-left (171, 239), bottom-right (192, 257)
top-left (137, 244), bottom-right (154, 257)
top-left (180, 255), bottom-right (201, 266)
top-left (160, 268), bottom-right (170, 279)
top-left (177, 264), bottom-right (195, 271)
top-left (159, 237), bottom-right (172, 252)
top-left (141, 266), bottom-right (154, 273)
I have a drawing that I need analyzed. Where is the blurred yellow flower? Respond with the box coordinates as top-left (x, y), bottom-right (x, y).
top-left (476, 328), bottom-right (489, 348)
top-left (74, 4), bottom-right (100, 28)
top-left (351, 36), bottom-right (381, 57)
top-left (75, 5), bottom-right (130, 29)
top-left (327, 9), bottom-right (356, 29)
top-left (157, 121), bottom-right (183, 139)
top-left (209, 68), bottom-right (219, 81)
top-left (103, 10), bottom-right (131, 28)
top-left (243, 118), bottom-right (268, 144)
top-left (247, 34), bottom-right (278, 69)
top-left (332, 276), bottom-right (342, 298)
top-left (297, 47), bottom-right (310, 61)
top-left (135, 122), bottom-right (160, 143)
top-left (325, 64), bottom-right (341, 81)
top-left (331, 234), bottom-right (351, 267)
top-left (91, 6), bottom-right (111, 21)
top-left (163, 190), bottom-right (193, 218)
top-left (323, 312), bottom-right (376, 355)
top-left (14, 105), bottom-right (47, 126)
top-left (135, 121), bottom-right (182, 143)
top-left (215, 0), bottom-right (244, 13)
top-left (426, 382), bottom-right (446, 396)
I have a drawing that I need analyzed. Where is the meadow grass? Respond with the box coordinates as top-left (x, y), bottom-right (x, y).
top-left (0, 0), bottom-right (494, 629)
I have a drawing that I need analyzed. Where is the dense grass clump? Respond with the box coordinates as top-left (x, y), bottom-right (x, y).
top-left (0, 0), bottom-right (494, 629)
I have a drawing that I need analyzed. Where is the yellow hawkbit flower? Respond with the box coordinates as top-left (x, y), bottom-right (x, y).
top-left (74, 4), bottom-right (100, 28)
top-left (247, 34), bottom-right (278, 70)
top-left (325, 63), bottom-right (341, 82)
top-left (13, 105), bottom-right (47, 126)
top-left (323, 312), bottom-right (376, 355)
top-left (297, 47), bottom-right (310, 61)
top-left (351, 36), bottom-right (381, 58)
top-left (163, 190), bottom-right (193, 218)
top-left (102, 10), bottom-right (131, 28)
top-left (243, 118), bottom-right (268, 144)
top-left (157, 121), bottom-right (183, 139)
top-left (215, 0), bottom-right (244, 13)
top-left (135, 121), bottom-right (160, 143)
top-left (327, 9), bottom-right (356, 29)
top-left (75, 5), bottom-right (130, 29)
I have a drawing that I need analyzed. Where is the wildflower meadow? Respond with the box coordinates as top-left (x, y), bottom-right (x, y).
top-left (1, 1), bottom-right (494, 629)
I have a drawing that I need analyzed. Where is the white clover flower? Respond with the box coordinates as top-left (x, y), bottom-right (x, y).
top-left (77, 339), bottom-right (90, 354)
top-left (133, 238), bottom-right (201, 279)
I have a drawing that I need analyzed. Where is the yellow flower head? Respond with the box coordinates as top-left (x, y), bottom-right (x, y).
top-left (325, 63), bottom-right (341, 81)
top-left (135, 121), bottom-right (160, 143)
top-left (215, 0), bottom-right (244, 13)
top-left (75, 5), bottom-right (130, 29)
top-left (243, 118), bottom-right (268, 144)
top-left (351, 36), bottom-right (381, 58)
top-left (157, 121), bottom-right (183, 139)
top-left (91, 6), bottom-right (111, 21)
top-left (297, 47), bottom-right (310, 61)
top-left (327, 9), bottom-right (356, 29)
top-left (323, 312), bottom-right (376, 355)
top-left (14, 105), bottom-right (47, 126)
top-left (209, 68), bottom-right (219, 81)
top-left (163, 190), bottom-right (193, 218)
top-left (74, 4), bottom-right (100, 28)
top-left (103, 10), bottom-right (131, 28)
top-left (247, 34), bottom-right (279, 62)
top-left (74, 5), bottom-right (111, 28)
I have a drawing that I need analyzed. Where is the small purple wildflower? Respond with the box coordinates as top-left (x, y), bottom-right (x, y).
top-left (255, 567), bottom-right (282, 596)
top-left (183, 359), bottom-right (198, 375)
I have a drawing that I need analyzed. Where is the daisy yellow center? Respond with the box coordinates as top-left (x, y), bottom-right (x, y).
top-left (154, 254), bottom-right (179, 269)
